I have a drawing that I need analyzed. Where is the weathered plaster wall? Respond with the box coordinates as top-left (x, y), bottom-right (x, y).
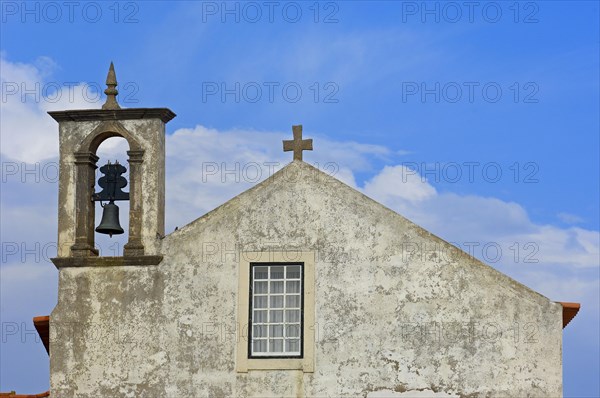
top-left (50, 161), bottom-right (563, 397)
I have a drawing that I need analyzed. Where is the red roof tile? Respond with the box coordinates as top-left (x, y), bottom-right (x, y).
top-left (559, 302), bottom-right (581, 328)
top-left (32, 316), bottom-right (49, 354)
top-left (0, 391), bottom-right (49, 397)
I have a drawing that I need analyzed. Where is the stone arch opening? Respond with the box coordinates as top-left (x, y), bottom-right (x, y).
top-left (71, 121), bottom-right (146, 258)
top-left (94, 136), bottom-right (130, 256)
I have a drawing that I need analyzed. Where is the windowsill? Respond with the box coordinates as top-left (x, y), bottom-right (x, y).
top-left (243, 357), bottom-right (312, 371)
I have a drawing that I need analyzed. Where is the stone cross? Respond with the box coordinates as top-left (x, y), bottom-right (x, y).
top-left (283, 125), bottom-right (313, 161)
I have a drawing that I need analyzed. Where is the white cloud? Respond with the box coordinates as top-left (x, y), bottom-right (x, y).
top-left (363, 164), bottom-right (437, 203)
top-left (558, 212), bottom-right (584, 225)
top-left (521, 270), bottom-right (599, 308)
top-left (1, 57), bottom-right (598, 330)
top-left (0, 56), bottom-right (102, 163)
top-left (361, 172), bottom-right (599, 269)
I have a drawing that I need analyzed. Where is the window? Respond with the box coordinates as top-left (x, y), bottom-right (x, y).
top-left (249, 263), bottom-right (303, 358)
top-left (237, 251), bottom-right (314, 372)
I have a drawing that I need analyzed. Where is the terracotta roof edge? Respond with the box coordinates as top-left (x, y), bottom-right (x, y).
top-left (0, 391), bottom-right (49, 397)
top-left (557, 302), bottom-right (581, 328)
top-left (33, 316), bottom-right (50, 354)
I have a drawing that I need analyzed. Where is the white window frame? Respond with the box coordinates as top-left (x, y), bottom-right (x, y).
top-left (237, 251), bottom-right (315, 373)
top-left (249, 263), bottom-right (304, 358)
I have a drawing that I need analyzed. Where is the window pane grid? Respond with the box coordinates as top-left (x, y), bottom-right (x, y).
top-left (251, 264), bottom-right (302, 357)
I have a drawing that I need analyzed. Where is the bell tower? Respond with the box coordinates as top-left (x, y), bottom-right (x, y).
top-left (50, 63), bottom-right (175, 267)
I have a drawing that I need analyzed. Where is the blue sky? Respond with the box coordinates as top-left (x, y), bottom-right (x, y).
top-left (1, 1), bottom-right (598, 396)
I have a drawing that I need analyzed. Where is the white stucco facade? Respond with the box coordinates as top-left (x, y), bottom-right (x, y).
top-left (50, 160), bottom-right (564, 397)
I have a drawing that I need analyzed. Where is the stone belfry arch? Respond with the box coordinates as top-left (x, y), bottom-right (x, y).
top-left (50, 63), bottom-right (175, 267)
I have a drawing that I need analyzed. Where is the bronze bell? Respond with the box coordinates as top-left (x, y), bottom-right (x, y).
top-left (96, 201), bottom-right (124, 237)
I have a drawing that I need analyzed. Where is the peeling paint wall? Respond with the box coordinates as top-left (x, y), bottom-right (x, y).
top-left (50, 161), bottom-right (563, 397)
top-left (367, 390), bottom-right (459, 398)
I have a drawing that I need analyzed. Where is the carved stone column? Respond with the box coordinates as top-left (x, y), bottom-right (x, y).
top-left (124, 150), bottom-right (145, 257)
top-left (71, 152), bottom-right (99, 257)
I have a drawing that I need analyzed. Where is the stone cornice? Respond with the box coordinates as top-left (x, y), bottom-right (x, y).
top-left (51, 255), bottom-right (163, 269)
top-left (48, 108), bottom-right (176, 123)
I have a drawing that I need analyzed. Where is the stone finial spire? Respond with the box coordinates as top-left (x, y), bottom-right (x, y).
top-left (102, 62), bottom-right (120, 110)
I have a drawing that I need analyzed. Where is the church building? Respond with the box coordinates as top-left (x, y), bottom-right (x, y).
top-left (3, 65), bottom-right (580, 397)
